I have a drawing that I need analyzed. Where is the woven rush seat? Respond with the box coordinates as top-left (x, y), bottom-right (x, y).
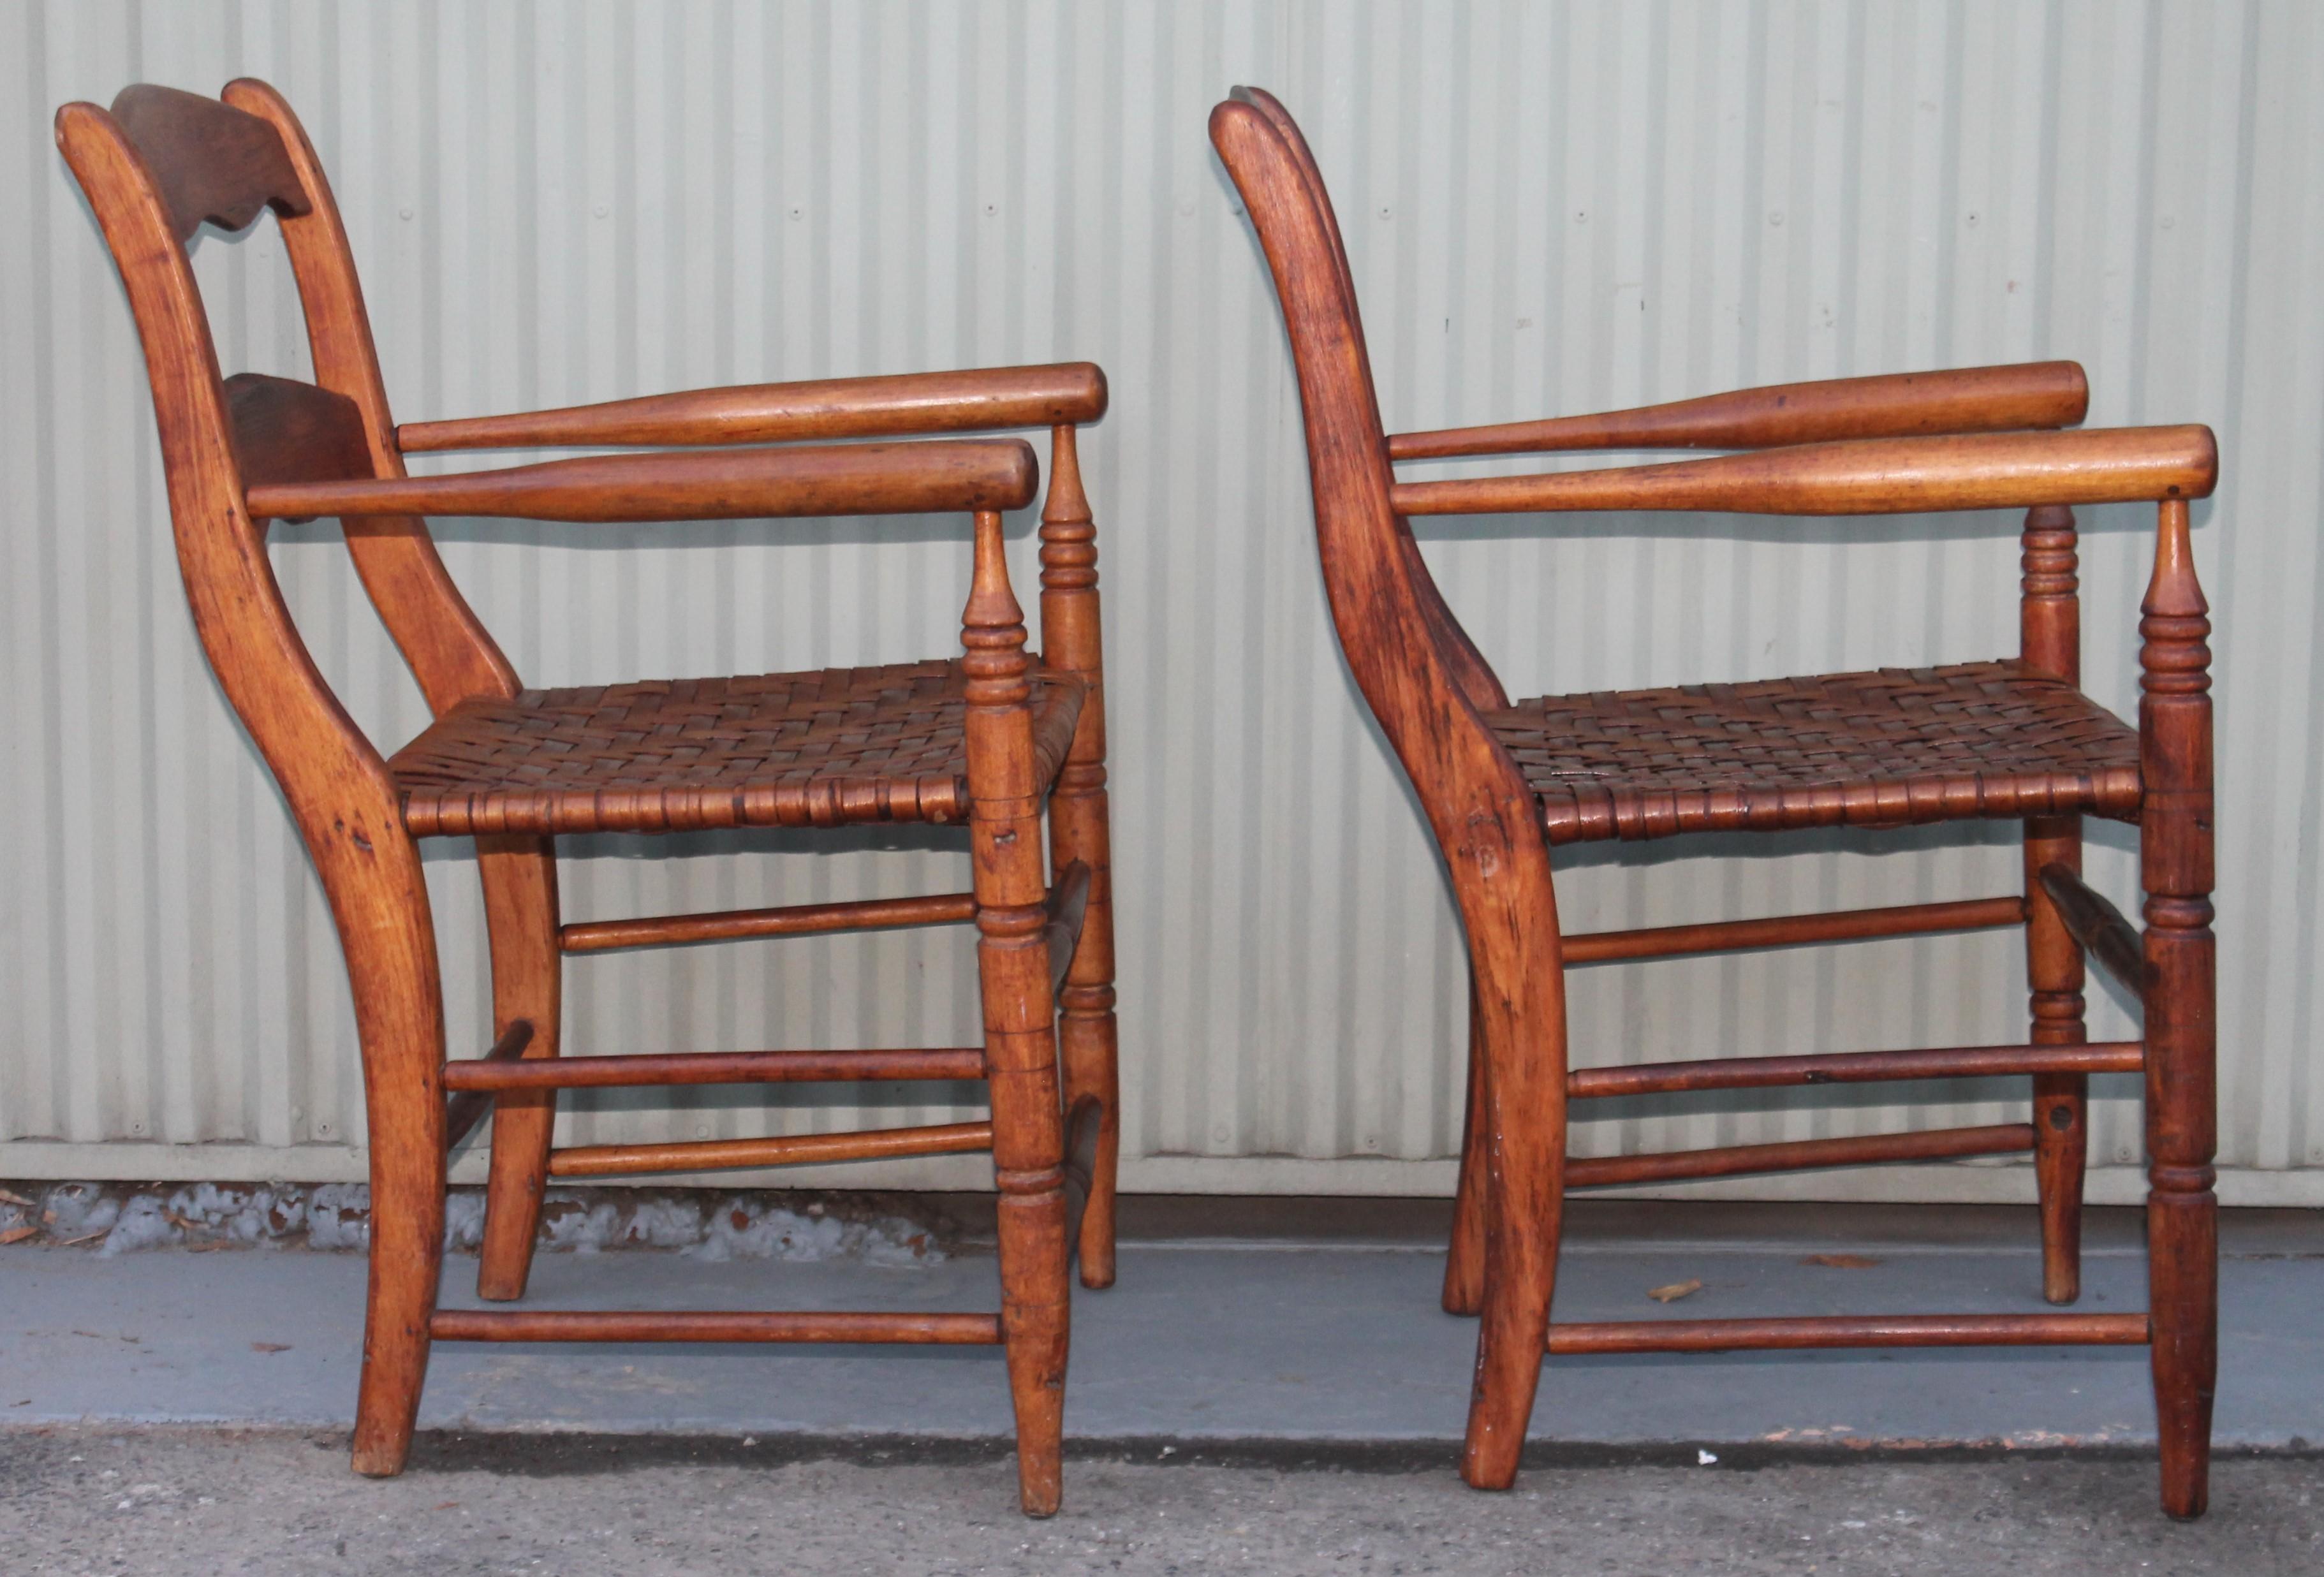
top-left (391, 659), bottom-right (1085, 837)
top-left (1488, 659), bottom-right (2142, 845)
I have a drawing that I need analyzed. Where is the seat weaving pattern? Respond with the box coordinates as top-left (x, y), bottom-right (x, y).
top-left (1488, 659), bottom-right (2142, 845)
top-left (392, 659), bottom-right (1084, 837)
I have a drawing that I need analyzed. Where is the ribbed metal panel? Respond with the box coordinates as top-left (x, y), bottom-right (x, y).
top-left (4, 1), bottom-right (2319, 1201)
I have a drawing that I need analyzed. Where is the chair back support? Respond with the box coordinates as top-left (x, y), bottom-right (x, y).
top-left (56, 81), bottom-right (450, 1062)
top-left (1209, 92), bottom-right (1531, 849)
top-left (56, 82), bottom-right (516, 730)
top-left (1218, 91), bottom-right (1508, 713)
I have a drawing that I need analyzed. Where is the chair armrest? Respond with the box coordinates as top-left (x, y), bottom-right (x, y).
top-left (246, 439), bottom-right (1038, 522)
top-left (1387, 362), bottom-right (2089, 460)
top-left (1387, 426), bottom-right (2215, 518)
top-left (396, 363), bottom-right (1107, 453)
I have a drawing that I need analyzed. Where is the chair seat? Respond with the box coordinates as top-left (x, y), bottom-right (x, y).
top-left (1486, 659), bottom-right (2142, 845)
top-left (391, 659), bottom-right (1085, 837)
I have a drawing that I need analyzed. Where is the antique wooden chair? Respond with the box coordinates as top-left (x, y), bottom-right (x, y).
top-left (1215, 88), bottom-right (2219, 1518)
top-left (59, 80), bottom-right (1119, 1517)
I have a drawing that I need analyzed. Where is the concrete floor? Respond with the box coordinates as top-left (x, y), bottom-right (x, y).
top-left (6, 1429), bottom-right (2323, 1574)
top-left (3, 1201), bottom-right (2321, 1570)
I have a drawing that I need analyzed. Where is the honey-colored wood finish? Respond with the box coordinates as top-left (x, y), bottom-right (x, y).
top-left (61, 79), bottom-right (1115, 1519)
top-left (1217, 85), bottom-right (2221, 1518)
top-left (559, 892), bottom-right (980, 953)
top-left (442, 1047), bottom-right (987, 1091)
top-left (431, 1309), bottom-right (1003, 1345)
top-left (1547, 1312), bottom-right (2150, 1354)
top-left (1562, 895), bottom-right (2026, 964)
top-left (398, 363), bottom-right (1107, 452)
top-left (1566, 1041), bottom-right (2143, 1100)
top-left (1389, 362), bottom-right (2089, 459)
top-left (545, 1120), bottom-right (997, 1179)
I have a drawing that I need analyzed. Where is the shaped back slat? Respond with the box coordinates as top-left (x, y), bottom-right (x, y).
top-left (226, 372), bottom-right (375, 492)
top-left (110, 84), bottom-right (311, 240)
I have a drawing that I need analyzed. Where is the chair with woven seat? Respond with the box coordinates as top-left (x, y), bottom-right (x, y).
top-left (60, 80), bottom-right (1119, 1517)
top-left (1215, 87), bottom-right (2220, 1517)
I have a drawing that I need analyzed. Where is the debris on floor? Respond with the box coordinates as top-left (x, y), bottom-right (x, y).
top-left (0, 1180), bottom-right (955, 1263)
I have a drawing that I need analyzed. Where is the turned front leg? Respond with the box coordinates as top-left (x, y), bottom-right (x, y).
top-left (1037, 425), bottom-right (1121, 1288)
top-left (2138, 497), bottom-right (2217, 1521)
top-left (964, 508), bottom-right (1071, 1516)
top-left (2020, 504), bottom-right (2088, 1304)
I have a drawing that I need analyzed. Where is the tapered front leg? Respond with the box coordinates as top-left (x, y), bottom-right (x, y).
top-left (2138, 499), bottom-right (2217, 1521)
top-left (966, 508), bottom-right (1071, 1516)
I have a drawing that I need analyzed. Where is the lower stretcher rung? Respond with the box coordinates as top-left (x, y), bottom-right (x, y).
top-left (430, 1309), bottom-right (1003, 1345)
top-left (1565, 1122), bottom-right (2034, 1187)
top-left (547, 1120), bottom-right (994, 1178)
top-left (1547, 1312), bottom-right (2151, 1354)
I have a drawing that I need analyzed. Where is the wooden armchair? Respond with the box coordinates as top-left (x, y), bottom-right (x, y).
top-left (1215, 88), bottom-right (2219, 1518)
top-left (59, 80), bottom-right (1119, 1517)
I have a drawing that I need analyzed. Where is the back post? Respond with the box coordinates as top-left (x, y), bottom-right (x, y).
top-left (223, 80), bottom-right (568, 1295)
top-left (2019, 503), bottom-right (2088, 1303)
top-left (1037, 424), bottom-right (1120, 1287)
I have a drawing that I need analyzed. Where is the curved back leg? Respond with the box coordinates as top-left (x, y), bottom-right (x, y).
top-left (475, 837), bottom-right (564, 1300)
top-left (340, 830), bottom-right (450, 1477)
top-left (1443, 976), bottom-right (1490, 1316)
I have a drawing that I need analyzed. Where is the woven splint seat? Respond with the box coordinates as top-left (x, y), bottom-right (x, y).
top-left (392, 659), bottom-right (1086, 837)
top-left (1489, 659), bottom-right (2142, 844)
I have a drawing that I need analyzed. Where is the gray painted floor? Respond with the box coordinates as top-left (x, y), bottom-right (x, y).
top-left (4, 1203), bottom-right (2320, 1451)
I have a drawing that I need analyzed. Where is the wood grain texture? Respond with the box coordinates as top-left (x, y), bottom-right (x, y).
top-left (58, 93), bottom-right (449, 1483)
top-left (1566, 1042), bottom-right (2142, 1100)
top-left (2038, 863), bottom-right (2147, 995)
top-left (1562, 896), bottom-right (2026, 964)
top-left (2020, 503), bottom-right (2091, 1307)
top-left (399, 363), bottom-right (1107, 451)
top-left (73, 78), bottom-right (1113, 1516)
top-left (1546, 1313), bottom-right (2149, 1355)
top-left (1390, 362), bottom-right (2090, 459)
top-left (1389, 425), bottom-right (2217, 518)
top-left (223, 373), bottom-right (374, 493)
top-left (2140, 498), bottom-right (2218, 1520)
top-left (559, 892), bottom-right (979, 953)
top-left (547, 1121), bottom-right (996, 1178)
top-left (960, 506), bottom-right (1075, 1516)
top-left (109, 84), bottom-right (310, 240)
top-left (443, 1047), bottom-right (985, 1091)
top-left (1222, 82), bottom-right (2221, 1517)
top-left (1563, 1124), bottom-right (2036, 1187)
top-left (1217, 90), bottom-right (1570, 1494)
top-left (247, 439), bottom-right (1040, 524)
top-left (432, 1310), bottom-right (1002, 1345)
top-left (1038, 425), bottom-right (1122, 1289)
top-left (442, 1017), bottom-right (534, 1151)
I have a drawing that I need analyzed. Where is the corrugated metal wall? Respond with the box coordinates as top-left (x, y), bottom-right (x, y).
top-left (4, 1), bottom-right (2320, 1202)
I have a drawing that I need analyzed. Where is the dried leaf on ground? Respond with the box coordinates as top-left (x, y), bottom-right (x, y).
top-left (0, 1187), bottom-right (33, 1207)
top-left (251, 1343), bottom-right (293, 1354)
top-left (1647, 1279), bottom-right (1703, 1303)
top-left (0, 1226), bottom-right (38, 1245)
top-left (1802, 1253), bottom-right (1883, 1269)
